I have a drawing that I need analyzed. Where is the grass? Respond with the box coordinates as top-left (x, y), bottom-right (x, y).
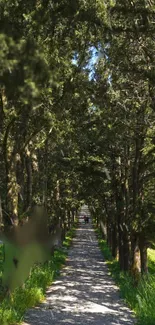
top-left (147, 248), bottom-right (155, 274)
top-left (94, 224), bottom-right (155, 325)
top-left (0, 223), bottom-right (77, 325)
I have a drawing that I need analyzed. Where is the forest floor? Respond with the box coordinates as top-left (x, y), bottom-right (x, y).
top-left (22, 221), bottom-right (135, 325)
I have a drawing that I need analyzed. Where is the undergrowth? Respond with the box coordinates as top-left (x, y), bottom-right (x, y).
top-left (94, 224), bottom-right (155, 325)
top-left (0, 224), bottom-right (77, 325)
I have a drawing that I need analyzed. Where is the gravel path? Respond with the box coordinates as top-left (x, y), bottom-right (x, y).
top-left (23, 221), bottom-right (136, 325)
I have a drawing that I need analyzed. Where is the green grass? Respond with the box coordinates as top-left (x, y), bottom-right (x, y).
top-left (94, 224), bottom-right (155, 325)
top-left (0, 223), bottom-right (77, 325)
top-left (148, 249), bottom-right (155, 274)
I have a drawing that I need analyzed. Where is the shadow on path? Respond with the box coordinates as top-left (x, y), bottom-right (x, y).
top-left (23, 220), bottom-right (136, 325)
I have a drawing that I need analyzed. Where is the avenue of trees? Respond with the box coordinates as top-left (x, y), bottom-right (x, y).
top-left (0, 0), bottom-right (155, 280)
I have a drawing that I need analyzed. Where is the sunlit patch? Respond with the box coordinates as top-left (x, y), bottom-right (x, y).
top-left (63, 300), bottom-right (121, 314)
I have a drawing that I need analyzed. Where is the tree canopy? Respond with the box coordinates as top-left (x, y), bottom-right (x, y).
top-left (0, 0), bottom-right (155, 290)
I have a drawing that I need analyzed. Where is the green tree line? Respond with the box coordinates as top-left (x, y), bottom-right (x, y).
top-left (0, 0), bottom-right (155, 287)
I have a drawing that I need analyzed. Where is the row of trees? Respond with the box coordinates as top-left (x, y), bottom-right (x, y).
top-left (81, 1), bottom-right (155, 276)
top-left (0, 0), bottom-right (106, 239)
top-left (0, 0), bottom-right (155, 279)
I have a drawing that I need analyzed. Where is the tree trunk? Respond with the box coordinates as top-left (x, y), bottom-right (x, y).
top-left (7, 157), bottom-right (19, 226)
top-left (139, 235), bottom-right (148, 274)
top-left (71, 210), bottom-right (75, 225)
top-left (42, 139), bottom-right (48, 207)
top-left (61, 210), bottom-right (66, 242)
top-left (67, 210), bottom-right (71, 230)
top-left (100, 220), bottom-right (107, 240)
top-left (111, 223), bottom-right (117, 258)
top-left (25, 155), bottom-right (32, 210)
top-left (106, 214), bottom-right (112, 249)
top-left (16, 153), bottom-right (25, 215)
top-left (0, 196), bottom-right (3, 228)
top-left (130, 233), bottom-right (141, 284)
top-left (118, 223), bottom-right (124, 270)
top-left (116, 193), bottom-right (125, 270)
top-left (123, 227), bottom-right (130, 271)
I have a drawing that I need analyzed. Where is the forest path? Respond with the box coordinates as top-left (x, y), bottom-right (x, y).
top-left (23, 217), bottom-right (135, 325)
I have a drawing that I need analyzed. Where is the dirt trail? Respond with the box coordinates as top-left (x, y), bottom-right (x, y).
top-left (23, 221), bottom-right (135, 325)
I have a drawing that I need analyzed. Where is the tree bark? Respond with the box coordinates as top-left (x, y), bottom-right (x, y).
top-left (16, 153), bottom-right (25, 215)
top-left (42, 139), bottom-right (48, 207)
top-left (116, 192), bottom-right (125, 270)
top-left (7, 156), bottom-right (19, 226)
top-left (107, 222), bottom-right (112, 251)
top-left (61, 209), bottom-right (66, 242)
top-left (0, 196), bottom-right (3, 228)
top-left (71, 210), bottom-right (75, 225)
top-left (67, 209), bottom-right (71, 230)
top-left (25, 154), bottom-right (32, 210)
top-left (123, 226), bottom-right (130, 271)
top-left (118, 223), bottom-right (124, 270)
top-left (139, 234), bottom-right (148, 274)
top-left (111, 222), bottom-right (117, 258)
top-left (130, 233), bottom-right (141, 284)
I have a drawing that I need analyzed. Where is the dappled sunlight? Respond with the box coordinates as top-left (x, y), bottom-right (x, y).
top-left (23, 215), bottom-right (135, 325)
